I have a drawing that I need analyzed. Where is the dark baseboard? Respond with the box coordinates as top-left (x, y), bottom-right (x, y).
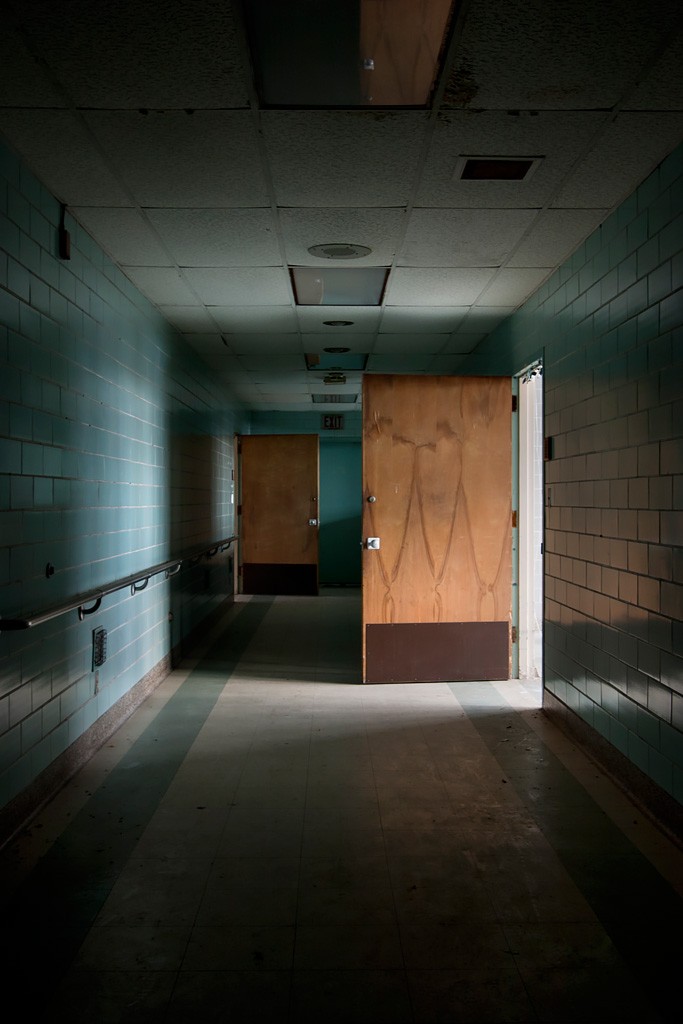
top-left (543, 690), bottom-right (683, 847)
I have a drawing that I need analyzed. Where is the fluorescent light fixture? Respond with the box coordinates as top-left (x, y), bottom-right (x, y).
top-left (292, 267), bottom-right (389, 306)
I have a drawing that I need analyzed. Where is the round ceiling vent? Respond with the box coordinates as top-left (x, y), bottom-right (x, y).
top-left (308, 243), bottom-right (372, 259)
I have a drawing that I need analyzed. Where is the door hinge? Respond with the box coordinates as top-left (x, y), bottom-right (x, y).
top-left (512, 394), bottom-right (518, 413)
top-left (511, 626), bottom-right (518, 644)
top-left (237, 504), bottom-right (242, 516)
top-left (512, 510), bottom-right (517, 528)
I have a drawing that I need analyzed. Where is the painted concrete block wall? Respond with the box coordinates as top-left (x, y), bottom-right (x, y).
top-left (463, 144), bottom-right (683, 803)
top-left (0, 140), bottom-right (246, 813)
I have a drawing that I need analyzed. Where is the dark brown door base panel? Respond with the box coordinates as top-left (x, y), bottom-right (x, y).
top-left (365, 621), bottom-right (509, 682)
top-left (243, 563), bottom-right (318, 595)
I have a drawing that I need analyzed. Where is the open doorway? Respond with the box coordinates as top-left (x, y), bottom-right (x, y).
top-left (517, 362), bottom-right (544, 692)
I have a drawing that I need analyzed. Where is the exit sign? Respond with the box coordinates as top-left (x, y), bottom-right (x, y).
top-left (322, 414), bottom-right (344, 430)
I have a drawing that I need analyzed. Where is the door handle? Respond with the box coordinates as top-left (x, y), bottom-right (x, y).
top-left (365, 537), bottom-right (381, 550)
top-left (308, 518), bottom-right (319, 526)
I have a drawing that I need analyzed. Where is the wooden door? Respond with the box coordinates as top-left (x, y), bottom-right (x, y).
top-left (239, 434), bottom-right (319, 595)
top-left (362, 375), bottom-right (512, 682)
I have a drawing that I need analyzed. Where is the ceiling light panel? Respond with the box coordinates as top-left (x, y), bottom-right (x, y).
top-left (291, 267), bottom-right (389, 306)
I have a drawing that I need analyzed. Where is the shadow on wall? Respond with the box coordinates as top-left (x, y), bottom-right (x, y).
top-left (167, 411), bottom-right (236, 660)
top-left (319, 514), bottom-right (362, 585)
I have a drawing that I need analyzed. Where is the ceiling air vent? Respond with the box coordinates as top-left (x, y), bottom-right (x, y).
top-left (308, 243), bottom-right (372, 259)
top-left (454, 156), bottom-right (542, 181)
top-left (312, 393), bottom-right (358, 404)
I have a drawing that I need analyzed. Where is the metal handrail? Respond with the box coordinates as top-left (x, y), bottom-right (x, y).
top-left (0, 535), bottom-right (238, 632)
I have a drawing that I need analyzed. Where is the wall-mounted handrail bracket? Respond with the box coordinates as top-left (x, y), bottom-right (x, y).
top-left (0, 536), bottom-right (238, 633)
top-left (78, 597), bottom-right (102, 620)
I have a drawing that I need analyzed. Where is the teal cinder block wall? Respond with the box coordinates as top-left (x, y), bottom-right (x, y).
top-left (461, 144), bottom-right (683, 804)
top-left (0, 141), bottom-right (248, 814)
top-left (246, 412), bottom-right (362, 585)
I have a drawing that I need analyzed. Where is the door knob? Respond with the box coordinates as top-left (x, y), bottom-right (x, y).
top-left (308, 518), bottom-right (319, 526)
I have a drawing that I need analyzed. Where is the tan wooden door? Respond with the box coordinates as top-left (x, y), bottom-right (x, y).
top-left (239, 434), bottom-right (319, 595)
top-left (362, 375), bottom-right (512, 682)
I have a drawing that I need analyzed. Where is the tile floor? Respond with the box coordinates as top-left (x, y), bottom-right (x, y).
top-left (1, 589), bottom-right (682, 1023)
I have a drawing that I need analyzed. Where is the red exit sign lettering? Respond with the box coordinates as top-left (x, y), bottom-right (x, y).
top-left (322, 414), bottom-right (344, 430)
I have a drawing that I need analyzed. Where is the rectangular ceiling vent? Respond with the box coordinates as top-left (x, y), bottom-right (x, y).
top-left (312, 393), bottom-right (358, 404)
top-left (454, 156), bottom-right (543, 181)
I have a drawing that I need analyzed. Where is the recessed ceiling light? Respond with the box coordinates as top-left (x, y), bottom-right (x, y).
top-left (323, 320), bottom-right (354, 327)
top-left (291, 267), bottom-right (388, 306)
top-left (454, 156), bottom-right (543, 181)
top-left (308, 243), bottom-right (372, 259)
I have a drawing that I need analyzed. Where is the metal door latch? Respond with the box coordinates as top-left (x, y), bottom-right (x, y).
top-left (365, 537), bottom-right (381, 549)
top-left (308, 518), bottom-right (319, 526)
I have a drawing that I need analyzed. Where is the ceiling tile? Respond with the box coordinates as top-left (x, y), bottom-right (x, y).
top-left (157, 306), bottom-right (219, 332)
top-left (209, 307), bottom-right (298, 333)
top-left (182, 268), bottom-right (292, 306)
top-left (0, 110), bottom-right (131, 206)
top-left (428, 354), bottom-right (469, 373)
top-left (627, 34), bottom-right (683, 110)
top-left (442, 0), bottom-right (679, 110)
top-left (7, 0), bottom-right (249, 109)
top-left (379, 306), bottom-right (469, 333)
top-left (366, 354), bottom-right (437, 372)
top-left (400, 208), bottom-right (537, 267)
top-left (238, 355), bottom-right (305, 373)
top-left (121, 267), bottom-right (197, 305)
top-left (373, 334), bottom-right (449, 353)
top-left (296, 307), bottom-right (382, 332)
top-left (146, 209), bottom-right (282, 267)
top-left (443, 333), bottom-right (486, 352)
top-left (551, 112), bottom-right (683, 209)
top-left (279, 208), bottom-right (406, 266)
top-left (478, 268), bottom-right (552, 306)
top-left (224, 334), bottom-right (303, 355)
top-left (457, 308), bottom-right (517, 333)
top-left (416, 110), bottom-right (606, 208)
top-left (0, 26), bottom-right (66, 106)
top-left (385, 269), bottom-right (495, 306)
top-left (301, 333), bottom-right (375, 352)
top-left (262, 110), bottom-right (428, 206)
top-left (71, 208), bottom-right (171, 266)
top-left (507, 209), bottom-right (609, 267)
top-left (84, 111), bottom-right (269, 207)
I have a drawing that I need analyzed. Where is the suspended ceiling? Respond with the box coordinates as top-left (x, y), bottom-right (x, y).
top-left (1, 0), bottom-right (682, 411)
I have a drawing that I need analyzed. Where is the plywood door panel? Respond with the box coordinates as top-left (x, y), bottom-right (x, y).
top-left (240, 434), bottom-right (319, 594)
top-left (362, 375), bottom-right (511, 681)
